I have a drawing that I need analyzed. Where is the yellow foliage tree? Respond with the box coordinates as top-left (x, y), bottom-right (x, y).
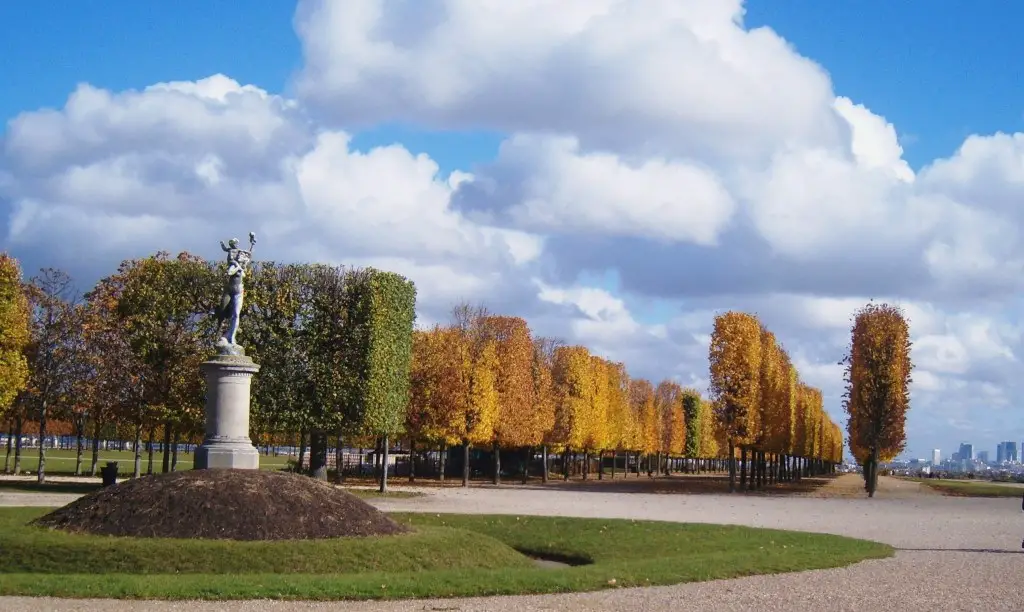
top-left (551, 345), bottom-right (593, 451)
top-left (842, 302), bottom-right (913, 497)
top-left (0, 254), bottom-right (30, 416)
top-left (708, 311), bottom-right (762, 491)
top-left (483, 316), bottom-right (537, 449)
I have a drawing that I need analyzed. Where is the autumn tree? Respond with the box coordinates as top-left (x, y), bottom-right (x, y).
top-left (79, 281), bottom-right (145, 475)
top-left (22, 268), bottom-right (80, 484)
top-left (708, 311), bottom-right (762, 492)
top-left (604, 361), bottom-right (631, 477)
top-left (0, 254), bottom-right (30, 428)
top-left (655, 380), bottom-right (684, 473)
top-left (531, 336), bottom-right (559, 481)
top-left (482, 316), bottom-right (535, 484)
top-left (0, 254), bottom-right (31, 474)
top-left (842, 302), bottom-right (912, 497)
top-left (451, 304), bottom-right (499, 487)
top-left (628, 378), bottom-right (657, 475)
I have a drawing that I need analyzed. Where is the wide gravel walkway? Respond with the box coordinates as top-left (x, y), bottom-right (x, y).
top-left (2, 475), bottom-right (1022, 611)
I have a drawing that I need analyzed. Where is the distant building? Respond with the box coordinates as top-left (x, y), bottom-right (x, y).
top-left (931, 449), bottom-right (941, 465)
top-left (977, 450), bottom-right (989, 464)
top-left (951, 451), bottom-right (961, 462)
top-left (996, 441), bottom-right (1018, 463)
top-left (958, 443), bottom-right (974, 461)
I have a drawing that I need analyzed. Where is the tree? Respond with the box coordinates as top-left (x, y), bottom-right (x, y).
top-left (682, 388), bottom-right (702, 459)
top-left (482, 316), bottom-right (535, 483)
top-left (79, 282), bottom-right (144, 475)
top-left (450, 303), bottom-right (498, 487)
top-left (604, 361), bottom-right (631, 476)
top-left (655, 380), bottom-right (685, 471)
top-left (22, 268), bottom-right (79, 484)
top-left (110, 253), bottom-right (214, 477)
top-left (339, 268), bottom-right (417, 493)
top-left (551, 345), bottom-right (593, 478)
top-left (708, 311), bottom-right (762, 492)
top-left (842, 302), bottom-right (913, 497)
top-left (0, 254), bottom-right (30, 421)
top-left (531, 336), bottom-right (559, 481)
top-left (243, 262), bottom-right (316, 460)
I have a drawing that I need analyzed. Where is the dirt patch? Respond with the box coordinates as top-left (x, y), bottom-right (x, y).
top-left (31, 469), bottom-right (410, 540)
top-left (797, 474), bottom-right (940, 499)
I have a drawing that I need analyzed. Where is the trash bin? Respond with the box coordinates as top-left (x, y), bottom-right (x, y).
top-left (100, 461), bottom-right (119, 487)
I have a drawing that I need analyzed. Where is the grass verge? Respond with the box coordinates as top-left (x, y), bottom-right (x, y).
top-left (0, 509), bottom-right (893, 600)
top-left (2, 449), bottom-right (294, 475)
top-left (920, 479), bottom-right (1024, 498)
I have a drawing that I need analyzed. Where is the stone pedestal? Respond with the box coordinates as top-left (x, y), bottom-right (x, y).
top-left (194, 353), bottom-right (261, 470)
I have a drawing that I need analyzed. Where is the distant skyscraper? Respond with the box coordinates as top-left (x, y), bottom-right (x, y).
top-left (997, 442), bottom-right (1018, 464)
top-left (998, 443), bottom-right (1006, 463)
top-left (977, 450), bottom-right (989, 464)
top-left (931, 449), bottom-right (941, 465)
top-left (958, 443), bottom-right (974, 461)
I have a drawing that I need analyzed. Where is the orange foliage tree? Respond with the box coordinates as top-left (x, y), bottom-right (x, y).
top-left (842, 302), bottom-right (913, 497)
top-left (708, 311), bottom-right (762, 492)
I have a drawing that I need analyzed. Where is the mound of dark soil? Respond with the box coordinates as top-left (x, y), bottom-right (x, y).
top-left (31, 469), bottom-right (410, 540)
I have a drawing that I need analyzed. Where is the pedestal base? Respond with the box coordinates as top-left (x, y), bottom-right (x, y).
top-left (195, 440), bottom-right (260, 469)
top-left (194, 352), bottom-right (261, 471)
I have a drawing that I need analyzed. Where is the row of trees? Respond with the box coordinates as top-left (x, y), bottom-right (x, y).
top-left (708, 312), bottom-right (843, 492)
top-left (842, 303), bottom-right (913, 496)
top-left (1, 250), bottom-right (846, 493)
top-left (407, 307), bottom-right (723, 486)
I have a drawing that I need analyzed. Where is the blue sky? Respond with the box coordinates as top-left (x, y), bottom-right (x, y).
top-left (3, 1), bottom-right (1023, 460)
top-left (4, 1), bottom-right (1024, 172)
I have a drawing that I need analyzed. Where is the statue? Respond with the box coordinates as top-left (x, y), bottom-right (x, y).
top-left (214, 232), bottom-right (256, 353)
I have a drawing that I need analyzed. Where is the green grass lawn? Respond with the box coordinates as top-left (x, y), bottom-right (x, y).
top-left (0, 508), bottom-right (893, 601)
top-left (920, 479), bottom-right (1024, 498)
top-left (3, 448), bottom-right (294, 475)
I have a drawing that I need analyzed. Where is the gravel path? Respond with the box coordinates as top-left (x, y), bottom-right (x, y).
top-left (2, 475), bottom-right (1022, 611)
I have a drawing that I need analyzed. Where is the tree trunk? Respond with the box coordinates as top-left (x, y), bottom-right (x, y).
top-left (379, 434), bottom-right (390, 494)
top-left (36, 399), bottom-right (48, 484)
top-left (146, 427), bottom-right (155, 475)
top-left (133, 422), bottom-right (143, 478)
top-left (336, 432), bottom-right (346, 482)
top-left (462, 440), bottom-right (471, 487)
top-left (582, 451), bottom-right (590, 480)
top-left (309, 429), bottom-right (328, 480)
top-left (171, 430), bottom-right (180, 471)
top-left (522, 446), bottom-right (530, 484)
top-left (408, 439), bottom-right (417, 483)
top-left (439, 443), bottom-right (447, 482)
top-left (90, 419), bottom-right (101, 476)
top-left (297, 429), bottom-right (307, 473)
top-left (563, 448), bottom-right (570, 481)
top-left (74, 417), bottom-right (85, 476)
top-left (597, 450), bottom-right (604, 480)
top-left (492, 441), bottom-right (501, 485)
top-left (739, 446), bottom-right (748, 490)
top-left (3, 420), bottom-right (13, 474)
top-left (728, 441), bottom-right (737, 492)
top-left (541, 444), bottom-right (549, 483)
top-left (611, 450), bottom-right (617, 479)
top-left (161, 422), bottom-right (173, 473)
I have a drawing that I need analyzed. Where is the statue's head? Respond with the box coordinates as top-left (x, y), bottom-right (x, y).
top-left (228, 238), bottom-right (239, 248)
